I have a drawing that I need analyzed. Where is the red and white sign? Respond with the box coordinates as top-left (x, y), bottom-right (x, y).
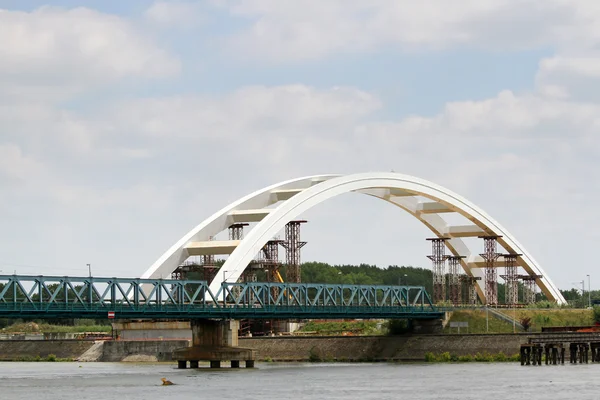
top-left (107, 311), bottom-right (115, 319)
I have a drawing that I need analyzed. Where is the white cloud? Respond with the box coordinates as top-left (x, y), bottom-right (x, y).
top-left (0, 144), bottom-right (44, 183)
top-left (144, 1), bottom-right (204, 28)
top-left (1, 79), bottom-right (598, 285)
top-left (2, 1), bottom-right (599, 287)
top-left (0, 6), bottom-right (179, 101)
top-left (214, 0), bottom-right (600, 61)
top-left (106, 85), bottom-right (380, 140)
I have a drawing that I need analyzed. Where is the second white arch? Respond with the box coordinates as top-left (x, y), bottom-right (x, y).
top-left (142, 172), bottom-right (565, 305)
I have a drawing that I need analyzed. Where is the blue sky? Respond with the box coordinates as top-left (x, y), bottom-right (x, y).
top-left (0, 1), bottom-right (599, 292)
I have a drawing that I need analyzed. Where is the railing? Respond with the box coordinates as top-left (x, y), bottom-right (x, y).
top-left (0, 275), bottom-right (441, 320)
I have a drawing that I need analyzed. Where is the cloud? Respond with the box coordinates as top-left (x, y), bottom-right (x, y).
top-left (0, 144), bottom-right (44, 184)
top-left (212, 0), bottom-right (600, 62)
top-left (216, 0), bottom-right (565, 61)
top-left (1, 1), bottom-right (598, 286)
top-left (106, 85), bottom-right (380, 140)
top-left (0, 6), bottom-right (180, 101)
top-left (144, 1), bottom-right (204, 28)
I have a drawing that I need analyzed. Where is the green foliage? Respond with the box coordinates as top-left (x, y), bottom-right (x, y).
top-left (299, 320), bottom-right (380, 335)
top-left (444, 309), bottom-right (595, 334)
top-left (263, 356), bottom-right (273, 362)
top-left (386, 320), bottom-right (410, 335)
top-left (424, 351), bottom-right (513, 363)
top-left (593, 306), bottom-right (600, 324)
top-left (300, 262), bottom-right (433, 292)
top-left (1, 322), bottom-right (111, 334)
top-left (6, 354), bottom-right (70, 362)
top-left (508, 354), bottom-right (521, 362)
top-left (308, 347), bottom-right (321, 362)
top-left (474, 352), bottom-right (494, 362)
top-left (530, 300), bottom-right (559, 309)
top-left (520, 317), bottom-right (532, 332)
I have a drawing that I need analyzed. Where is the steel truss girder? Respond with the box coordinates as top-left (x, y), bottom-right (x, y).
top-left (0, 275), bottom-right (441, 320)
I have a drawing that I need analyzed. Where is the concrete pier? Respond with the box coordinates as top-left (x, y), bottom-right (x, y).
top-left (173, 319), bottom-right (256, 369)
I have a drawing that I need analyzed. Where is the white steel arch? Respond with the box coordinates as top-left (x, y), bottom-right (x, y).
top-left (143, 172), bottom-right (566, 304)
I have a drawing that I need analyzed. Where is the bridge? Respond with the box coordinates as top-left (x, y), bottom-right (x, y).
top-left (142, 172), bottom-right (565, 305)
top-left (1, 172), bottom-right (565, 368)
top-left (0, 274), bottom-right (442, 320)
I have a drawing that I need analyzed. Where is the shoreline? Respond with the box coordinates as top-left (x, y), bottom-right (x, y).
top-left (0, 333), bottom-right (528, 363)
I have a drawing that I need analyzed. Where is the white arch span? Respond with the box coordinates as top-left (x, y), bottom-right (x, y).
top-left (142, 172), bottom-right (566, 304)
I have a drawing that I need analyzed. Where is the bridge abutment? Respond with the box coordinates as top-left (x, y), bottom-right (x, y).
top-left (410, 318), bottom-right (444, 334)
top-left (173, 319), bottom-right (256, 369)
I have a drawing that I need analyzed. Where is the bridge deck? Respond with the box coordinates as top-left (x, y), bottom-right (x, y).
top-left (0, 275), bottom-right (442, 320)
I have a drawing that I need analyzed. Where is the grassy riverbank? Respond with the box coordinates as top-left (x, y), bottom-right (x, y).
top-left (5, 354), bottom-right (73, 362)
top-left (1, 322), bottom-right (111, 334)
top-left (444, 309), bottom-right (594, 334)
top-left (424, 351), bottom-right (520, 362)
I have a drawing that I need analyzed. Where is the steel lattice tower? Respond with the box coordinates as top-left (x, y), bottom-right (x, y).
top-left (502, 253), bottom-right (521, 305)
top-left (479, 236), bottom-right (502, 305)
top-left (462, 276), bottom-right (481, 305)
top-left (447, 256), bottom-right (465, 306)
top-left (282, 221), bottom-right (307, 283)
top-left (520, 275), bottom-right (541, 305)
top-left (229, 223), bottom-right (249, 240)
top-left (427, 238), bottom-right (450, 303)
top-left (261, 240), bottom-right (284, 300)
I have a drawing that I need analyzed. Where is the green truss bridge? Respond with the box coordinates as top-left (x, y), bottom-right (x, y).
top-left (0, 275), bottom-right (442, 320)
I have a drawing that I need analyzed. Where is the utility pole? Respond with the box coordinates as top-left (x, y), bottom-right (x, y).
top-left (587, 275), bottom-right (591, 308)
top-left (579, 280), bottom-right (585, 309)
top-left (87, 263), bottom-right (91, 277)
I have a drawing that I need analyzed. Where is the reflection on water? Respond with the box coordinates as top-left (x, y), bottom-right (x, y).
top-left (1, 361), bottom-right (600, 400)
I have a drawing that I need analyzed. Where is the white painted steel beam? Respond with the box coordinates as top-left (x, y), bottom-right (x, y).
top-left (185, 240), bottom-right (241, 256)
top-left (444, 224), bottom-right (487, 238)
top-left (228, 209), bottom-right (271, 223)
top-left (417, 202), bottom-right (453, 214)
top-left (271, 189), bottom-right (303, 202)
top-left (467, 255), bottom-right (512, 268)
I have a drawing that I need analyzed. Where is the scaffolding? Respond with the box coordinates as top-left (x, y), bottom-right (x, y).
top-left (229, 223), bottom-right (249, 240)
top-left (501, 253), bottom-right (521, 306)
top-left (462, 275), bottom-right (481, 305)
top-left (448, 256), bottom-right (465, 306)
top-left (479, 236), bottom-right (503, 305)
top-left (427, 238), bottom-right (450, 303)
top-left (520, 275), bottom-right (542, 305)
top-left (281, 221), bottom-right (307, 283)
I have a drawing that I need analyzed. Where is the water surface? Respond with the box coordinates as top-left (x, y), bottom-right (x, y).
top-left (1, 362), bottom-right (599, 400)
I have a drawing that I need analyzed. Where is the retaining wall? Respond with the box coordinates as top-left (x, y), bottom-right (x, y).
top-left (0, 334), bottom-right (530, 362)
top-left (99, 340), bottom-right (190, 362)
top-left (239, 334), bottom-right (529, 361)
top-left (0, 340), bottom-right (95, 360)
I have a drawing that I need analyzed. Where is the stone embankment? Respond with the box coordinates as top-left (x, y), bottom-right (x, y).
top-left (240, 334), bottom-right (527, 361)
top-left (0, 340), bottom-right (96, 360)
top-left (0, 334), bottom-right (529, 362)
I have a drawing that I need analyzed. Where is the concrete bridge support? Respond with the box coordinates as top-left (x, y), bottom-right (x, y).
top-left (173, 319), bottom-right (256, 369)
top-left (410, 318), bottom-right (444, 334)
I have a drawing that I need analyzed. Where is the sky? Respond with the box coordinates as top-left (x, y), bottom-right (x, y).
top-left (0, 0), bottom-right (598, 291)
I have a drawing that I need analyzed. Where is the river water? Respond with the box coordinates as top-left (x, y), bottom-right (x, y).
top-left (1, 362), bottom-right (599, 400)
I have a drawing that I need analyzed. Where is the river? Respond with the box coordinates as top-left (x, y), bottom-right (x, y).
top-left (1, 362), bottom-right (599, 399)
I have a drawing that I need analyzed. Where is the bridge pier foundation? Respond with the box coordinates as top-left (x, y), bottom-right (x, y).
top-left (410, 318), bottom-right (443, 334)
top-left (173, 319), bottom-right (256, 369)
